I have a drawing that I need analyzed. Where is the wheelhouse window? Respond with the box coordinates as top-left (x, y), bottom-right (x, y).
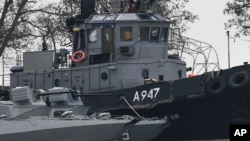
top-left (150, 27), bottom-right (160, 41)
top-left (88, 29), bottom-right (97, 43)
top-left (139, 27), bottom-right (149, 41)
top-left (120, 27), bottom-right (133, 41)
top-left (161, 28), bottom-right (168, 42)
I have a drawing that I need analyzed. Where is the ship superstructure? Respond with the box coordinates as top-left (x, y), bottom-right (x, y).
top-left (10, 0), bottom-right (189, 94)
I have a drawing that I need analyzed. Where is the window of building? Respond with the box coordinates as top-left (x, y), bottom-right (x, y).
top-left (88, 29), bottom-right (97, 43)
top-left (139, 27), bottom-right (149, 41)
top-left (150, 27), bottom-right (160, 41)
top-left (161, 28), bottom-right (168, 42)
top-left (120, 27), bottom-right (133, 41)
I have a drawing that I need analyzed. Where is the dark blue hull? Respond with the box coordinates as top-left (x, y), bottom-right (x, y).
top-left (83, 64), bottom-right (250, 140)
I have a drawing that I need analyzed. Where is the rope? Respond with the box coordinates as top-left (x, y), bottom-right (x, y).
top-left (121, 96), bottom-right (144, 119)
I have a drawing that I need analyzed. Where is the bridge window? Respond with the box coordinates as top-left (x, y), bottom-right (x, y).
top-left (139, 27), bottom-right (149, 41)
top-left (88, 29), bottom-right (97, 43)
top-left (150, 27), bottom-right (160, 41)
top-left (161, 28), bottom-right (168, 42)
top-left (120, 27), bottom-right (133, 41)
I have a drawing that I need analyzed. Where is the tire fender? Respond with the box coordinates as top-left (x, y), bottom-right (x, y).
top-left (205, 77), bottom-right (226, 95)
top-left (228, 71), bottom-right (249, 89)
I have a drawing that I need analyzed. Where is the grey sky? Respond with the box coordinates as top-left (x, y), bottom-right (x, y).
top-left (185, 0), bottom-right (250, 69)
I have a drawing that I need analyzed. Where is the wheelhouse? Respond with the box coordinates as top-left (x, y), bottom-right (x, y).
top-left (72, 13), bottom-right (172, 66)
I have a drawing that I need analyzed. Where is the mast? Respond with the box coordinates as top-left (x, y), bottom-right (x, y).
top-left (80, 0), bottom-right (95, 19)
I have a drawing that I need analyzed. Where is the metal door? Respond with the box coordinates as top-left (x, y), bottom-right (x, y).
top-left (102, 27), bottom-right (115, 58)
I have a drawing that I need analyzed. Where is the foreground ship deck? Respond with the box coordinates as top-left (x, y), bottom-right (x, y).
top-left (0, 87), bottom-right (169, 141)
top-left (0, 117), bottom-right (168, 141)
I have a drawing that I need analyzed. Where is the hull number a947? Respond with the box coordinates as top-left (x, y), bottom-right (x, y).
top-left (133, 88), bottom-right (160, 102)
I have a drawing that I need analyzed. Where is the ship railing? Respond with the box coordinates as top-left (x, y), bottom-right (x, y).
top-left (168, 28), bottom-right (220, 75)
top-left (54, 48), bottom-right (72, 69)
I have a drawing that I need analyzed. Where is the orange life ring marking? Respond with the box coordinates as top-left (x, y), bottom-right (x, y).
top-left (71, 51), bottom-right (86, 63)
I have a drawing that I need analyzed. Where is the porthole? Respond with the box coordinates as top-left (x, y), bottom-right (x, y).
top-left (55, 79), bottom-right (61, 87)
top-left (101, 72), bottom-right (108, 81)
top-left (142, 69), bottom-right (149, 79)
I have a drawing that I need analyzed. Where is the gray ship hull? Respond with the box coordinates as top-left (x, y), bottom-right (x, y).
top-left (0, 117), bottom-right (168, 141)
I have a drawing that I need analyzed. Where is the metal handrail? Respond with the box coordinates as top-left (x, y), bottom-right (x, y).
top-left (168, 28), bottom-right (220, 75)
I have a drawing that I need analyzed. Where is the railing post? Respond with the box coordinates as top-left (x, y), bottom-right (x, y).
top-left (2, 54), bottom-right (4, 89)
top-left (226, 31), bottom-right (230, 69)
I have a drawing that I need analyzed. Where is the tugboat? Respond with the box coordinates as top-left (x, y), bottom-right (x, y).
top-left (0, 86), bottom-right (169, 141)
top-left (9, 0), bottom-right (250, 140)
